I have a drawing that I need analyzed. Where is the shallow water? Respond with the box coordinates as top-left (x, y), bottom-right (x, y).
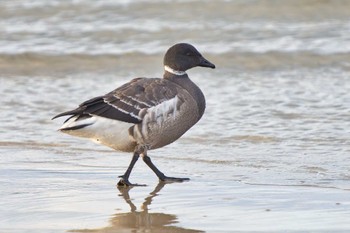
top-left (1, 0), bottom-right (350, 232)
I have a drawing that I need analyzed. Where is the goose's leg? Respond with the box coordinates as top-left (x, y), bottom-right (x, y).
top-left (141, 153), bottom-right (190, 183)
top-left (117, 152), bottom-right (145, 186)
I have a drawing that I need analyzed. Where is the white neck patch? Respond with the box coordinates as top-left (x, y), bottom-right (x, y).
top-left (164, 65), bottom-right (187, 76)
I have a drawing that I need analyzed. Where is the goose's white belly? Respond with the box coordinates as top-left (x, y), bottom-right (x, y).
top-left (60, 116), bottom-right (136, 152)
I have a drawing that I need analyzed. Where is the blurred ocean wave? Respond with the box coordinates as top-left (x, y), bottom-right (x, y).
top-left (1, 51), bottom-right (349, 76)
top-left (1, 0), bottom-right (349, 77)
top-left (1, 0), bottom-right (349, 58)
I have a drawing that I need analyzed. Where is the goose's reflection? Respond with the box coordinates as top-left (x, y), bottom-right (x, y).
top-left (70, 182), bottom-right (203, 233)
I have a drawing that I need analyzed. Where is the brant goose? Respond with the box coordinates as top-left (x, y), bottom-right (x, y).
top-left (53, 43), bottom-right (215, 186)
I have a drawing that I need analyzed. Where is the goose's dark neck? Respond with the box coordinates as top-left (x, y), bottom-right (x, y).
top-left (163, 71), bottom-right (206, 120)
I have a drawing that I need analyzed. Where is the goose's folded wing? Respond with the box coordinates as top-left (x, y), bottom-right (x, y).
top-left (52, 78), bottom-right (179, 124)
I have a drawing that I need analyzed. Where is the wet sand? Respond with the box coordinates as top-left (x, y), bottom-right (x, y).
top-left (1, 137), bottom-right (350, 232)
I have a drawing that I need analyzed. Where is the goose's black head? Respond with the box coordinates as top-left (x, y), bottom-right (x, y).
top-left (163, 43), bottom-right (215, 73)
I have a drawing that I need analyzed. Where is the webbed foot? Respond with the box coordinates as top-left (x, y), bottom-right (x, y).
top-left (117, 176), bottom-right (147, 187)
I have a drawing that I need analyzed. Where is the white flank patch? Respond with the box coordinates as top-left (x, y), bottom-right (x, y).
top-left (141, 96), bottom-right (178, 134)
top-left (164, 65), bottom-right (187, 76)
